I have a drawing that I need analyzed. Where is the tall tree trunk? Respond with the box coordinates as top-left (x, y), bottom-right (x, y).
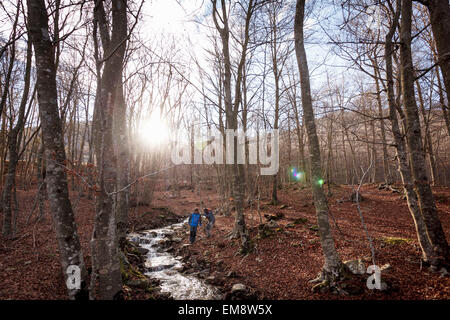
top-left (212, 0), bottom-right (252, 253)
top-left (113, 80), bottom-right (130, 247)
top-left (90, 0), bottom-right (128, 299)
top-left (27, 0), bottom-right (88, 299)
top-left (400, 0), bottom-right (449, 267)
top-left (113, 83), bottom-right (129, 248)
top-left (385, 0), bottom-right (434, 264)
top-left (294, 0), bottom-right (347, 285)
top-left (416, 79), bottom-right (438, 185)
top-left (422, 0), bottom-right (450, 105)
top-left (372, 60), bottom-right (392, 183)
top-left (2, 34), bottom-right (32, 238)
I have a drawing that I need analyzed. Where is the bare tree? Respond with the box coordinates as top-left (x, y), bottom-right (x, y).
top-left (212, 0), bottom-right (257, 253)
top-left (90, 0), bottom-right (128, 299)
top-left (27, 0), bottom-right (88, 299)
top-left (400, 0), bottom-right (449, 267)
top-left (294, 0), bottom-right (348, 289)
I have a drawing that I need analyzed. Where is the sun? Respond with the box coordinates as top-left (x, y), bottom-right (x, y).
top-left (138, 112), bottom-right (170, 147)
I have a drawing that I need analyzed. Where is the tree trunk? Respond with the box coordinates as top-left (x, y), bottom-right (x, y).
top-left (212, 0), bottom-right (252, 253)
top-left (416, 79), bottom-right (438, 185)
top-left (400, 0), bottom-right (449, 266)
top-left (423, 0), bottom-right (450, 105)
top-left (27, 0), bottom-right (88, 299)
top-left (373, 60), bottom-right (392, 183)
top-left (385, 0), bottom-right (434, 263)
top-left (294, 0), bottom-right (347, 285)
top-left (2, 34), bottom-right (32, 238)
top-left (113, 83), bottom-right (129, 248)
top-left (90, 0), bottom-right (128, 299)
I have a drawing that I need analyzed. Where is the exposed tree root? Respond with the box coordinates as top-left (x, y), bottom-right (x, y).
top-left (309, 264), bottom-right (355, 295)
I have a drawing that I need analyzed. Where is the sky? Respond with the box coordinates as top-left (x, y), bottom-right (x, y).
top-left (139, 0), bottom-right (351, 95)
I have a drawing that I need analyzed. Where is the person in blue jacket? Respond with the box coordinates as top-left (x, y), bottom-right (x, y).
top-left (188, 208), bottom-right (202, 244)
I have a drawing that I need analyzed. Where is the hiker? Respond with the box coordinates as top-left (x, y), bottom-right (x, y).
top-left (188, 208), bottom-right (202, 244)
top-left (203, 208), bottom-right (215, 238)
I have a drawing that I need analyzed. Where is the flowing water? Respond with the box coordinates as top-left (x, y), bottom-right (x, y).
top-left (129, 220), bottom-right (221, 300)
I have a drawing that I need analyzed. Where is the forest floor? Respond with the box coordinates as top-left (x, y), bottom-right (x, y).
top-left (0, 183), bottom-right (449, 299)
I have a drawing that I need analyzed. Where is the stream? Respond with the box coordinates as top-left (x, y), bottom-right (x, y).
top-left (129, 220), bottom-right (221, 300)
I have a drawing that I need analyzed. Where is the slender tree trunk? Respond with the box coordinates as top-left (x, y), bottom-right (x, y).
top-left (416, 79), bottom-right (438, 185)
top-left (27, 0), bottom-right (88, 299)
top-left (400, 0), bottom-right (449, 266)
top-left (2, 35), bottom-right (32, 238)
top-left (373, 61), bottom-right (392, 183)
top-left (212, 0), bottom-right (252, 253)
top-left (113, 83), bottom-right (130, 248)
top-left (385, 0), bottom-right (434, 263)
top-left (295, 0), bottom-right (346, 284)
top-left (423, 0), bottom-right (450, 105)
top-left (90, 0), bottom-right (128, 299)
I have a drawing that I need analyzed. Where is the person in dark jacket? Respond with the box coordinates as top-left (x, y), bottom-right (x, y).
top-left (203, 208), bottom-right (215, 237)
top-left (188, 208), bottom-right (202, 244)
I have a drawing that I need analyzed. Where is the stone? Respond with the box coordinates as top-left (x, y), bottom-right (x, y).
top-left (136, 247), bottom-right (149, 255)
top-left (380, 264), bottom-right (392, 275)
top-left (439, 267), bottom-right (449, 277)
top-left (380, 281), bottom-right (389, 291)
top-left (231, 283), bottom-right (247, 293)
top-left (226, 270), bottom-right (238, 278)
top-left (130, 236), bottom-right (140, 244)
top-left (126, 279), bottom-right (149, 289)
top-left (344, 259), bottom-right (366, 275)
top-left (139, 238), bottom-right (151, 245)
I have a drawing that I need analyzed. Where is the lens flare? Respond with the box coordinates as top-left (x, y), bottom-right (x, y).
top-left (289, 167), bottom-right (305, 181)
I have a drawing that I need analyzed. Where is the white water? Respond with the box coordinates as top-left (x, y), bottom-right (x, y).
top-left (128, 220), bottom-right (220, 300)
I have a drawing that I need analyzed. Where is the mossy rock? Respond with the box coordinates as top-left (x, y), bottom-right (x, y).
top-left (120, 254), bottom-right (146, 282)
top-left (309, 225), bottom-right (319, 232)
top-left (120, 257), bottom-right (130, 282)
top-left (126, 278), bottom-right (150, 290)
top-left (382, 236), bottom-right (413, 245)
